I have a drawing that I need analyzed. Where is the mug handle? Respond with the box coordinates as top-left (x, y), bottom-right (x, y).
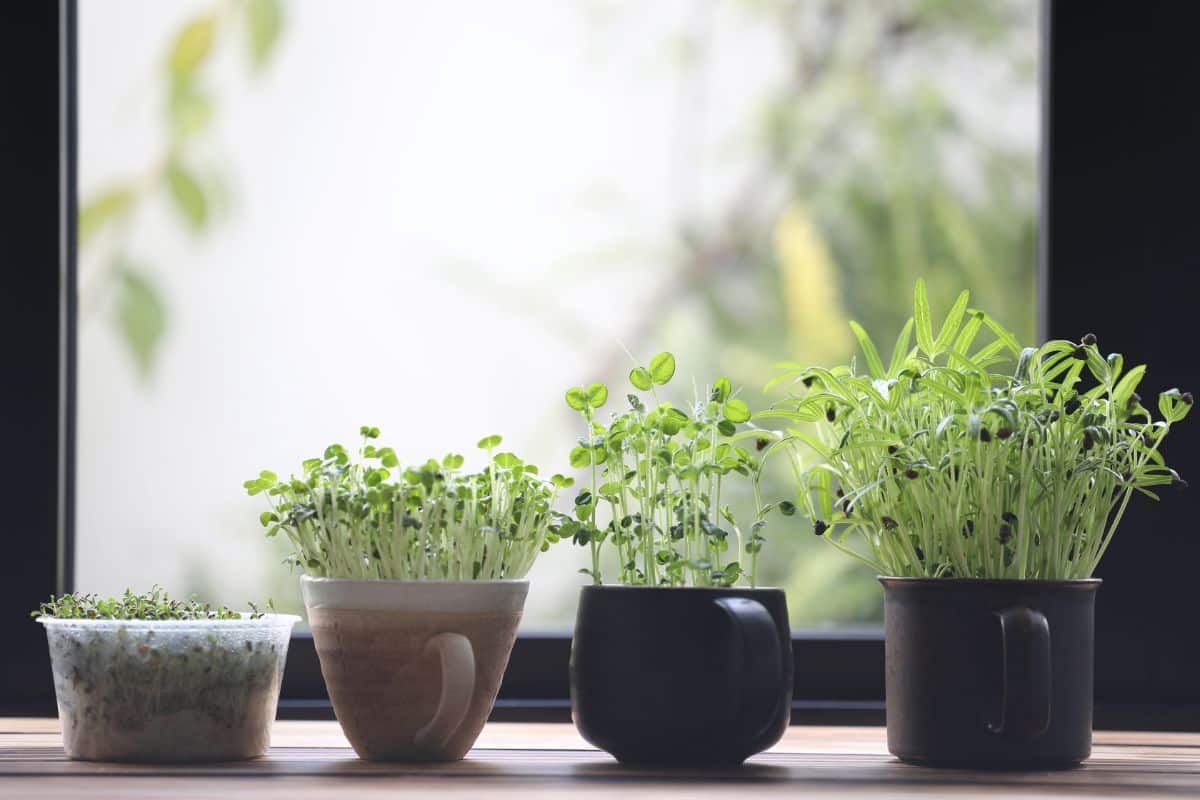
top-left (414, 632), bottom-right (476, 750)
top-left (714, 597), bottom-right (784, 738)
top-left (987, 607), bottom-right (1052, 738)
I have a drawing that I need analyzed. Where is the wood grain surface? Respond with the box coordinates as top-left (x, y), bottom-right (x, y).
top-left (2, 719), bottom-right (1197, 798)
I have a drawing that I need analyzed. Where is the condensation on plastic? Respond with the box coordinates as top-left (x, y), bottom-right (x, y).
top-left (38, 614), bottom-right (300, 762)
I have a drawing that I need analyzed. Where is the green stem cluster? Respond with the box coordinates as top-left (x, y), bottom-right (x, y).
top-left (246, 428), bottom-right (571, 581)
top-left (564, 353), bottom-right (790, 587)
top-left (32, 587), bottom-right (265, 620)
top-left (769, 281), bottom-right (1192, 580)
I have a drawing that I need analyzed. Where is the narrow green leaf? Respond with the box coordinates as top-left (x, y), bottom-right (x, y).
top-left (165, 161), bottom-right (208, 230)
top-left (981, 314), bottom-right (1021, 355)
top-left (814, 468), bottom-right (834, 520)
top-left (113, 264), bottom-right (168, 379)
top-left (245, 0), bottom-right (284, 71)
top-left (79, 186), bottom-right (136, 246)
top-left (848, 321), bottom-right (885, 378)
top-left (169, 15), bottom-right (216, 76)
top-left (913, 278), bottom-right (934, 355)
top-left (754, 407), bottom-right (821, 424)
top-left (167, 77), bottom-right (213, 139)
top-left (887, 318), bottom-right (914, 377)
top-left (953, 311), bottom-right (985, 355)
top-left (933, 290), bottom-right (970, 353)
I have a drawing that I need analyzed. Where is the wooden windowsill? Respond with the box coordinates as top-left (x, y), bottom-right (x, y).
top-left (2, 719), bottom-right (1198, 797)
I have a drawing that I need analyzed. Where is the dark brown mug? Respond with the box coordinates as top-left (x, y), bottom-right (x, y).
top-left (880, 577), bottom-right (1101, 768)
top-left (570, 585), bottom-right (793, 766)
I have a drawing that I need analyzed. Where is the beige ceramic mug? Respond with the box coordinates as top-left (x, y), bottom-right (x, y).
top-left (300, 576), bottom-right (528, 761)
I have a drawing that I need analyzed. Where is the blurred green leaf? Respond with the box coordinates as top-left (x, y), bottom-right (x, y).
top-left (79, 186), bottom-right (136, 246)
top-left (168, 77), bottom-right (214, 139)
top-left (245, 0), bottom-right (285, 71)
top-left (165, 161), bottom-right (208, 230)
top-left (169, 15), bottom-right (216, 76)
top-left (114, 264), bottom-right (167, 379)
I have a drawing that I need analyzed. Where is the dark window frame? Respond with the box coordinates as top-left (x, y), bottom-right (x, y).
top-left (6, 0), bottom-right (1200, 730)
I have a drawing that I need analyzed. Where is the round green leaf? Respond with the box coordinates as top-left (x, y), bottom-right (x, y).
top-left (477, 434), bottom-right (503, 449)
top-left (585, 382), bottom-right (608, 408)
top-left (711, 376), bottom-right (731, 403)
top-left (723, 398), bottom-right (751, 423)
top-left (569, 445), bottom-right (592, 468)
top-left (494, 452), bottom-right (522, 469)
top-left (649, 352), bottom-right (676, 385)
top-left (565, 387), bottom-right (588, 411)
top-left (629, 367), bottom-right (653, 391)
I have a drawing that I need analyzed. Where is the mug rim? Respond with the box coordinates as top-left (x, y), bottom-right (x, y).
top-left (300, 575), bottom-right (530, 586)
top-left (36, 613), bottom-right (302, 629)
top-left (300, 574), bottom-right (529, 614)
top-left (878, 575), bottom-right (1102, 590)
top-left (579, 584), bottom-right (784, 594)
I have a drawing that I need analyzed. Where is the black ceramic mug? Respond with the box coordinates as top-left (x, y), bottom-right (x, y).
top-left (570, 585), bottom-right (793, 766)
top-left (880, 577), bottom-right (1101, 768)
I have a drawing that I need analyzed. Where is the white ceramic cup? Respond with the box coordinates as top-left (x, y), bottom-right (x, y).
top-left (300, 576), bottom-right (528, 761)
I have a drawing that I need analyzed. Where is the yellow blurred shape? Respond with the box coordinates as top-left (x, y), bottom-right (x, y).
top-left (773, 204), bottom-right (853, 361)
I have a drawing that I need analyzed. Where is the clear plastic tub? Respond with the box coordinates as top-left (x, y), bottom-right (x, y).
top-left (38, 614), bottom-right (299, 762)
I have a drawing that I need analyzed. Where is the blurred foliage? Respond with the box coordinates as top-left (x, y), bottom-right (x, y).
top-left (84, 0), bottom-right (1036, 626)
top-left (565, 0), bottom-right (1038, 624)
top-left (78, 0), bottom-right (285, 381)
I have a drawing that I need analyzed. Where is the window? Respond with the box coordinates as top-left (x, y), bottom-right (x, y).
top-left (8, 0), bottom-right (1200, 727)
top-left (75, 0), bottom-right (1036, 631)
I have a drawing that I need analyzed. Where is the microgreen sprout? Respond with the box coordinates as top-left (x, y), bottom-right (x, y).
top-left (564, 352), bottom-right (787, 587)
top-left (769, 280), bottom-right (1192, 580)
top-left (246, 427), bottom-right (570, 581)
top-left (35, 588), bottom-right (295, 762)
top-left (32, 587), bottom-right (271, 620)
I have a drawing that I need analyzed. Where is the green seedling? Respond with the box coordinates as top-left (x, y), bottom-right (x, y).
top-left (34, 587), bottom-right (290, 755)
top-left (33, 586), bottom-right (271, 620)
top-left (247, 427), bottom-right (570, 581)
top-left (769, 280), bottom-right (1192, 579)
top-left (564, 352), bottom-right (788, 587)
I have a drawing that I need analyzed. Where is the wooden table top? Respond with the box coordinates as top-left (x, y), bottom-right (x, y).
top-left (2, 719), bottom-right (1198, 798)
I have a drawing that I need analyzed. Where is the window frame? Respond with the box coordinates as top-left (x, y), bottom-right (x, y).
top-left (8, 0), bottom-right (1200, 730)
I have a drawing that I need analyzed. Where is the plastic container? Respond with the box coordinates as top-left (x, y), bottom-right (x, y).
top-left (38, 614), bottom-right (299, 762)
